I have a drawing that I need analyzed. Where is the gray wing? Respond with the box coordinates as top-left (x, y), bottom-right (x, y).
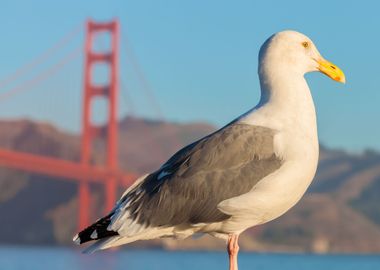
top-left (118, 123), bottom-right (282, 228)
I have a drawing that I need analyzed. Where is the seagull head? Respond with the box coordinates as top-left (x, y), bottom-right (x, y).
top-left (259, 30), bottom-right (345, 83)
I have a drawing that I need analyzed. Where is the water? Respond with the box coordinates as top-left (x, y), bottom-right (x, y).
top-left (1, 246), bottom-right (380, 270)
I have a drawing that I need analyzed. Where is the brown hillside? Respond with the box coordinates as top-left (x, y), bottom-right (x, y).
top-left (0, 117), bottom-right (380, 253)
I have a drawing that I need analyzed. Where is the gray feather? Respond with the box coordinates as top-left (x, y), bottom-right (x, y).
top-left (116, 124), bottom-right (282, 229)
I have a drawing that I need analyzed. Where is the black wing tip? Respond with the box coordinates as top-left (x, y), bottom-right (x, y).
top-left (73, 214), bottom-right (119, 245)
top-left (73, 227), bottom-right (119, 245)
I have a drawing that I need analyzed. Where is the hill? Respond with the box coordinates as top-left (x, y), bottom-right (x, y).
top-left (0, 117), bottom-right (380, 253)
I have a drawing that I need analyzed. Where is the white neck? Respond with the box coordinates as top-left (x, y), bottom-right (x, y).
top-left (240, 67), bottom-right (318, 138)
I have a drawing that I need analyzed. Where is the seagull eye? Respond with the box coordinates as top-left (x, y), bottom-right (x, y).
top-left (302, 41), bottom-right (309, 48)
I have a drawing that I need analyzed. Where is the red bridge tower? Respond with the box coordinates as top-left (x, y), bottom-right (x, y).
top-left (80, 19), bottom-right (120, 230)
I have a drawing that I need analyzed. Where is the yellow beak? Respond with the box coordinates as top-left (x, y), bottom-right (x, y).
top-left (317, 58), bottom-right (346, 83)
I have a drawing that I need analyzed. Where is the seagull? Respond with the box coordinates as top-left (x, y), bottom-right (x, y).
top-left (73, 30), bottom-right (345, 270)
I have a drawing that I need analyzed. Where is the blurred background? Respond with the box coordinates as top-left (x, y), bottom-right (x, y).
top-left (1, 0), bottom-right (380, 269)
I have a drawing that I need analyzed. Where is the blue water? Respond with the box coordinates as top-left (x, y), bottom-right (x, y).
top-left (1, 246), bottom-right (380, 270)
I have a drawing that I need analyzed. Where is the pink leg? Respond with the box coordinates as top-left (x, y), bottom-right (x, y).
top-left (227, 234), bottom-right (240, 270)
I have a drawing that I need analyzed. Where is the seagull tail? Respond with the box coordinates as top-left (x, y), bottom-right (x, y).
top-left (82, 234), bottom-right (145, 254)
top-left (82, 236), bottom-right (123, 254)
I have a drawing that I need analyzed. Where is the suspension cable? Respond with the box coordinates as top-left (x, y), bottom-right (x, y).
top-left (0, 47), bottom-right (82, 102)
top-left (122, 31), bottom-right (164, 120)
top-left (120, 79), bottom-right (137, 116)
top-left (0, 24), bottom-right (82, 90)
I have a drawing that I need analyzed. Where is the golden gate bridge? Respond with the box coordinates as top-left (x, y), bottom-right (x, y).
top-left (0, 19), bottom-right (165, 232)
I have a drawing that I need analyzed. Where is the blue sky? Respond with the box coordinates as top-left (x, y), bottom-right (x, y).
top-left (0, 0), bottom-right (379, 152)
